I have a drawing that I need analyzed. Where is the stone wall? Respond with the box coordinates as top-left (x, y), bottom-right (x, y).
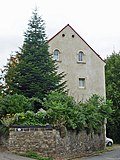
top-left (4, 125), bottom-right (105, 159)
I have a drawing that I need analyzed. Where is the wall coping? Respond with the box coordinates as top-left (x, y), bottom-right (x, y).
top-left (11, 124), bottom-right (52, 129)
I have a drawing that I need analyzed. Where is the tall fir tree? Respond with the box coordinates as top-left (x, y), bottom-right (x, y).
top-left (3, 9), bottom-right (66, 99)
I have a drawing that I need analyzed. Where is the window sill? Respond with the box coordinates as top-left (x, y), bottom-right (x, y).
top-left (77, 61), bottom-right (86, 64)
top-left (79, 87), bottom-right (86, 89)
top-left (53, 60), bottom-right (62, 63)
top-left (56, 60), bottom-right (62, 63)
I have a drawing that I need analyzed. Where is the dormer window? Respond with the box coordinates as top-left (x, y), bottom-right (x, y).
top-left (53, 49), bottom-right (60, 61)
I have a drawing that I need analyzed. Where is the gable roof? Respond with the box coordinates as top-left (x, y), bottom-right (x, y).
top-left (48, 24), bottom-right (105, 63)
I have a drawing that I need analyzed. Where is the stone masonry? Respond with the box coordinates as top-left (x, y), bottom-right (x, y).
top-left (1, 125), bottom-right (105, 160)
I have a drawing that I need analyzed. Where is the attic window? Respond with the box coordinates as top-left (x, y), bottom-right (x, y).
top-left (62, 34), bottom-right (65, 37)
top-left (78, 51), bottom-right (85, 61)
top-left (78, 51), bottom-right (84, 61)
top-left (77, 51), bottom-right (86, 64)
top-left (53, 49), bottom-right (60, 61)
top-left (72, 35), bottom-right (75, 38)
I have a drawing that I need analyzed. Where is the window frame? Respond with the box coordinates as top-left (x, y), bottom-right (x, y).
top-left (79, 78), bottom-right (85, 88)
top-left (77, 51), bottom-right (86, 63)
top-left (53, 49), bottom-right (60, 61)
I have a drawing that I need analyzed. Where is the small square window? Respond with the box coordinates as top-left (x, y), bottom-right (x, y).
top-left (79, 78), bottom-right (85, 88)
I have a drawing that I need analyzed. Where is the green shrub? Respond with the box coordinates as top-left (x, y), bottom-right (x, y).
top-left (16, 111), bottom-right (47, 125)
top-left (43, 92), bottom-right (113, 132)
top-left (43, 92), bottom-right (77, 129)
top-left (1, 114), bottom-right (18, 127)
top-left (0, 92), bottom-right (112, 134)
top-left (0, 94), bottom-right (33, 114)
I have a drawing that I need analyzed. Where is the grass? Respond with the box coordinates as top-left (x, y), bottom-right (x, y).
top-left (18, 151), bottom-right (53, 160)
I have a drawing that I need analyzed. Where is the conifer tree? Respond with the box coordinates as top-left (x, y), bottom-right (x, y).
top-left (3, 9), bottom-right (66, 100)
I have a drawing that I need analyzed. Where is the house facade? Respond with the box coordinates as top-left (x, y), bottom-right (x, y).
top-left (48, 24), bottom-right (106, 102)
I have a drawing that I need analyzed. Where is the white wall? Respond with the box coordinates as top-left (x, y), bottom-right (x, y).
top-left (48, 25), bottom-right (106, 102)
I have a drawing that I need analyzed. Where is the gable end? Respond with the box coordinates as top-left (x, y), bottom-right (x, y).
top-left (48, 24), bottom-right (105, 63)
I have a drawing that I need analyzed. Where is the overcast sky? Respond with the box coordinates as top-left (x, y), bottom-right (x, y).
top-left (0, 0), bottom-right (120, 68)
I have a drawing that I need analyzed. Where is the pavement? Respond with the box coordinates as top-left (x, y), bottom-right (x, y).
top-left (78, 145), bottom-right (120, 160)
top-left (0, 145), bottom-right (120, 160)
top-left (0, 145), bottom-right (36, 160)
top-left (0, 151), bottom-right (34, 160)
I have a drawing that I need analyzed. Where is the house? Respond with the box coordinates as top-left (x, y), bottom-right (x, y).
top-left (48, 24), bottom-right (106, 102)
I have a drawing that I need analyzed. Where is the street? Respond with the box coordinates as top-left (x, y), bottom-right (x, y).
top-left (80, 146), bottom-right (120, 160)
top-left (0, 152), bottom-right (33, 160)
top-left (0, 145), bottom-right (120, 160)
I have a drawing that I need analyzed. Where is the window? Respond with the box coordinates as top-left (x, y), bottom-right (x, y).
top-left (79, 78), bottom-right (85, 88)
top-left (53, 49), bottom-right (60, 61)
top-left (78, 51), bottom-right (84, 62)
